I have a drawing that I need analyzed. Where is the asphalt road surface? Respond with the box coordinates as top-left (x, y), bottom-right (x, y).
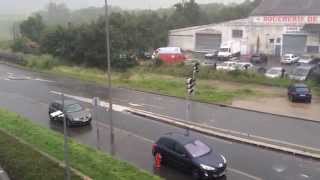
top-left (0, 63), bottom-right (319, 180)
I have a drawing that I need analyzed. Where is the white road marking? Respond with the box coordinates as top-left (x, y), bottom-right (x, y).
top-left (0, 170), bottom-right (4, 173)
top-left (49, 91), bottom-right (128, 112)
top-left (300, 174), bottom-right (309, 178)
top-left (129, 102), bottom-right (144, 107)
top-left (228, 167), bottom-right (263, 180)
top-left (33, 78), bottom-right (55, 82)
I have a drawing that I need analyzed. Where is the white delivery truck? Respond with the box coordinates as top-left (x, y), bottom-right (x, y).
top-left (217, 41), bottom-right (241, 61)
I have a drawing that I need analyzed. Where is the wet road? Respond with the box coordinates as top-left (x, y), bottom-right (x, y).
top-left (0, 64), bottom-right (320, 180)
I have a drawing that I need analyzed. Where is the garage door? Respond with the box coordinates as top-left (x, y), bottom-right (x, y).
top-left (195, 33), bottom-right (221, 52)
top-left (282, 34), bottom-right (307, 55)
top-left (168, 35), bottom-right (193, 50)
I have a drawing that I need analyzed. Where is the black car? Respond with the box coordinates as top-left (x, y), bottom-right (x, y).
top-left (49, 100), bottom-right (92, 127)
top-left (152, 133), bottom-right (227, 179)
top-left (288, 84), bottom-right (312, 103)
top-left (250, 54), bottom-right (268, 64)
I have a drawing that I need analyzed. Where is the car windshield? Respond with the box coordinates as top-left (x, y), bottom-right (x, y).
top-left (296, 87), bottom-right (309, 93)
top-left (292, 68), bottom-right (309, 76)
top-left (65, 104), bottom-right (83, 113)
top-left (184, 140), bottom-right (211, 158)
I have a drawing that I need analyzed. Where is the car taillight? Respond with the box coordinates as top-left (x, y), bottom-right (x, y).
top-left (152, 144), bottom-right (157, 151)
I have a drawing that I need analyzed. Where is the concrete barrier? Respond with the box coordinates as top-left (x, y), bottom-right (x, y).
top-left (127, 107), bottom-right (320, 160)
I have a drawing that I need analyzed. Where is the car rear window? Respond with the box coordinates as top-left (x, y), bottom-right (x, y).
top-left (184, 140), bottom-right (211, 158)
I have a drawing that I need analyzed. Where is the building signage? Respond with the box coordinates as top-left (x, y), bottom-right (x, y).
top-left (284, 26), bottom-right (303, 33)
top-left (253, 16), bottom-right (320, 25)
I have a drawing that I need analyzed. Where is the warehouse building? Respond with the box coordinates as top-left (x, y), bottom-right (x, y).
top-left (168, 0), bottom-right (320, 56)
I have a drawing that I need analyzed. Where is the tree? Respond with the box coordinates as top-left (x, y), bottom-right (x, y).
top-left (19, 14), bottom-right (45, 42)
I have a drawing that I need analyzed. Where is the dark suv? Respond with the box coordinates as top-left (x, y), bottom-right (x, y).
top-left (288, 84), bottom-right (312, 103)
top-left (152, 133), bottom-right (227, 179)
top-left (49, 100), bottom-right (92, 127)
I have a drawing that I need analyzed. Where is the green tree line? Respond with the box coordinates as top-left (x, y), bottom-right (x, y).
top-left (12, 0), bottom-right (261, 69)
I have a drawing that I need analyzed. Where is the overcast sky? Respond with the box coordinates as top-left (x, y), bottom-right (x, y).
top-left (0, 0), bottom-right (244, 15)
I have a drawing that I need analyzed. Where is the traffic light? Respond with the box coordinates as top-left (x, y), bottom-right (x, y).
top-left (186, 78), bottom-right (195, 95)
top-left (193, 62), bottom-right (200, 73)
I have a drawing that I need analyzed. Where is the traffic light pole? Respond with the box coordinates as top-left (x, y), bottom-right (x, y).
top-left (185, 63), bottom-right (199, 136)
top-left (62, 94), bottom-right (70, 180)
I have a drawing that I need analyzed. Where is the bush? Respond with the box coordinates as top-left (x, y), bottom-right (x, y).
top-left (25, 54), bottom-right (60, 70)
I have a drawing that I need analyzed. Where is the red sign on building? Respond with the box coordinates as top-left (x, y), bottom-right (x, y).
top-left (253, 16), bottom-right (320, 24)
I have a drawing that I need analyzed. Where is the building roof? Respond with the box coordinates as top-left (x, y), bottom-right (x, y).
top-left (251, 0), bottom-right (320, 16)
top-left (170, 18), bottom-right (249, 33)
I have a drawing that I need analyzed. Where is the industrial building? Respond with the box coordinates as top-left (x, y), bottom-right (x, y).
top-left (168, 0), bottom-right (320, 56)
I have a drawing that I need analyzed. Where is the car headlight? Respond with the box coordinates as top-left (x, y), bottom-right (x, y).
top-left (200, 164), bottom-right (216, 171)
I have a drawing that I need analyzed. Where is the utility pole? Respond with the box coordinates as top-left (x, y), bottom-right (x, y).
top-left (185, 62), bottom-right (199, 136)
top-left (62, 94), bottom-right (70, 180)
top-left (104, 0), bottom-right (115, 156)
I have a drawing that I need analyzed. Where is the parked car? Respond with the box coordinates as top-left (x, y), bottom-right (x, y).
top-left (288, 84), bottom-right (312, 103)
top-left (234, 62), bottom-right (254, 71)
top-left (289, 65), bottom-right (313, 81)
top-left (216, 61), bottom-right (237, 71)
top-left (298, 55), bottom-right (314, 64)
top-left (143, 52), bottom-right (152, 59)
top-left (152, 133), bottom-right (227, 179)
top-left (204, 50), bottom-right (218, 59)
top-left (201, 60), bottom-right (216, 67)
top-left (250, 53), bottom-right (268, 64)
top-left (265, 67), bottom-right (284, 78)
top-left (310, 62), bottom-right (320, 80)
top-left (281, 54), bottom-right (299, 64)
top-left (49, 100), bottom-right (92, 127)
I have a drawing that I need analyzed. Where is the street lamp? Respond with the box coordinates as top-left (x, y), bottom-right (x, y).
top-left (104, 0), bottom-right (115, 156)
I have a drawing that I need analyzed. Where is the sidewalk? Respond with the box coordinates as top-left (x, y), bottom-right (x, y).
top-left (232, 96), bottom-right (320, 122)
top-left (0, 166), bottom-right (9, 180)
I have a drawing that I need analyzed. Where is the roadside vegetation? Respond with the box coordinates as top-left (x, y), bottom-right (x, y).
top-left (0, 130), bottom-right (82, 180)
top-left (0, 109), bottom-right (161, 180)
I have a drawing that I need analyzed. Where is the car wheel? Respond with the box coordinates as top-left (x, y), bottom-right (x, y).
top-left (192, 169), bottom-right (202, 180)
top-left (307, 98), bottom-right (312, 103)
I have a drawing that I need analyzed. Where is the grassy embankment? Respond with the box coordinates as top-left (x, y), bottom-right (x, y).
top-left (0, 109), bottom-right (161, 180)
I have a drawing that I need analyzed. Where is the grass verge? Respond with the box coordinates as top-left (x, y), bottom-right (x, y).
top-left (50, 66), bottom-right (259, 104)
top-left (0, 109), bottom-right (161, 180)
top-left (0, 129), bottom-right (82, 180)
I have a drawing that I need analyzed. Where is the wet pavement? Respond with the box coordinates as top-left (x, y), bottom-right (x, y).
top-left (232, 96), bottom-right (320, 121)
top-left (0, 64), bottom-right (320, 179)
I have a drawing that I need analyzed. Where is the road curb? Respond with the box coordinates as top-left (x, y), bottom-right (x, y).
top-left (127, 108), bottom-right (320, 160)
top-left (0, 128), bottom-right (92, 180)
top-left (117, 87), bottom-right (320, 124)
